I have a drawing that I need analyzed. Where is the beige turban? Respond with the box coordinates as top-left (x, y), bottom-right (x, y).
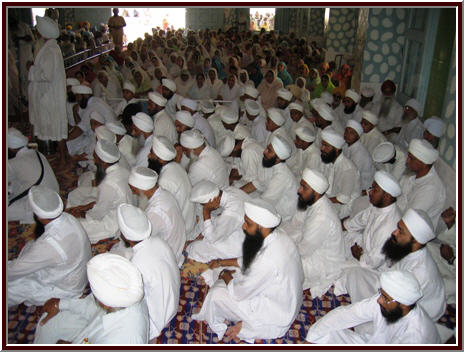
top-left (200, 100), bottom-right (215, 114)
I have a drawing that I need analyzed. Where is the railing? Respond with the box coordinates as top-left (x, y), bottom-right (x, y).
top-left (64, 42), bottom-right (114, 70)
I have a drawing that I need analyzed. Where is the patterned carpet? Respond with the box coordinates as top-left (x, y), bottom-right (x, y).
top-left (7, 146), bottom-right (456, 345)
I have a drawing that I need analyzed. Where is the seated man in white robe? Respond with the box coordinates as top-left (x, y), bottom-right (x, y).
top-left (8, 186), bottom-right (91, 307)
top-left (359, 110), bottom-right (387, 157)
top-left (286, 102), bottom-right (314, 141)
top-left (187, 181), bottom-right (251, 263)
top-left (179, 98), bottom-right (216, 148)
top-left (387, 98), bottom-right (424, 149)
top-left (262, 108), bottom-right (295, 156)
top-left (281, 169), bottom-right (345, 298)
top-left (145, 92), bottom-right (176, 145)
top-left (306, 270), bottom-right (440, 344)
top-left (423, 116), bottom-right (444, 150)
top-left (372, 141), bottom-right (407, 181)
top-left (133, 112), bottom-right (155, 167)
top-left (161, 78), bottom-right (179, 120)
top-left (117, 204), bottom-right (180, 341)
top-left (192, 198), bottom-right (304, 342)
top-left (8, 128), bottom-right (59, 224)
top-left (312, 98), bottom-right (345, 148)
top-left (106, 120), bottom-right (137, 168)
top-left (67, 140), bottom-right (133, 244)
top-left (243, 99), bottom-right (267, 145)
top-left (208, 106), bottom-right (239, 146)
top-left (286, 127), bottom-right (321, 178)
top-left (240, 135), bottom-right (298, 221)
top-left (34, 253), bottom-right (149, 344)
top-left (336, 89), bottom-right (363, 127)
top-left (128, 166), bottom-right (186, 267)
top-left (113, 81), bottom-right (138, 117)
top-left (371, 80), bottom-right (403, 133)
top-left (397, 138), bottom-right (446, 230)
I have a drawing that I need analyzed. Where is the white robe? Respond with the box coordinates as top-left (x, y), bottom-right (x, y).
top-left (145, 187), bottom-right (186, 267)
top-left (34, 295), bottom-right (149, 344)
top-left (187, 187), bottom-right (250, 262)
top-left (233, 137), bottom-right (264, 186)
top-left (165, 93), bottom-right (180, 120)
top-left (188, 145), bottom-right (229, 189)
top-left (135, 134), bottom-right (153, 167)
top-left (392, 117), bottom-right (425, 150)
top-left (8, 213), bottom-right (91, 307)
top-left (192, 228), bottom-right (304, 341)
top-left (188, 83), bottom-right (213, 100)
top-left (306, 295), bottom-right (440, 344)
top-left (336, 104), bottom-right (364, 128)
top-left (343, 140), bottom-right (375, 191)
top-left (28, 38), bottom-right (67, 141)
top-left (360, 127), bottom-right (387, 157)
top-left (373, 144), bottom-right (407, 181)
top-left (194, 113), bottom-right (216, 148)
top-left (131, 236), bottom-right (180, 340)
top-left (286, 143), bottom-right (321, 178)
top-left (153, 110), bottom-right (177, 144)
top-left (281, 196), bottom-right (345, 297)
top-left (372, 97), bottom-right (404, 132)
top-left (250, 114), bottom-right (268, 145)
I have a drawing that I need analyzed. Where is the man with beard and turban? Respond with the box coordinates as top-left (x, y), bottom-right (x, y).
top-left (34, 253), bottom-right (149, 344)
top-left (192, 198), bottom-right (304, 342)
top-left (311, 99), bottom-right (345, 148)
top-left (423, 116), bottom-right (445, 149)
top-left (371, 80), bottom-right (403, 133)
top-left (128, 167), bottom-right (186, 267)
top-left (342, 209), bottom-right (446, 324)
top-left (286, 126), bottom-right (320, 177)
top-left (359, 110), bottom-right (387, 157)
top-left (132, 112), bottom-right (154, 167)
top-left (8, 128), bottom-right (59, 224)
top-left (8, 186), bottom-right (91, 308)
top-left (161, 78), bottom-right (179, 120)
top-left (241, 135), bottom-right (298, 221)
top-left (147, 91), bottom-right (177, 144)
top-left (335, 89), bottom-right (363, 128)
top-left (306, 270), bottom-right (440, 344)
top-left (281, 168), bottom-right (345, 298)
top-left (387, 99), bottom-right (424, 149)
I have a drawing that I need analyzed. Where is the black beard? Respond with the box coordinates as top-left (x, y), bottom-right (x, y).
top-left (242, 229), bottom-right (265, 273)
top-left (321, 148), bottom-right (338, 164)
top-left (95, 163), bottom-right (106, 186)
top-left (344, 103), bottom-right (356, 114)
top-left (262, 155), bottom-right (277, 168)
top-left (380, 304), bottom-right (403, 324)
top-left (148, 158), bottom-right (165, 174)
top-left (79, 96), bottom-right (89, 109)
top-left (67, 92), bottom-right (76, 103)
top-left (33, 214), bottom-right (45, 239)
top-left (297, 193), bottom-right (315, 211)
top-left (8, 149), bottom-right (17, 159)
top-left (381, 235), bottom-right (413, 263)
top-left (162, 90), bottom-right (174, 100)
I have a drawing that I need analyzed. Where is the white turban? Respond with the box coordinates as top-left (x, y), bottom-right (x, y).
top-left (66, 78), bottom-right (80, 86)
top-left (128, 166), bottom-right (158, 190)
top-left (245, 99), bottom-right (261, 116)
top-left (243, 85), bottom-right (259, 99)
top-left (148, 91), bottom-right (167, 107)
top-left (106, 121), bottom-right (127, 136)
top-left (132, 112), bottom-right (153, 133)
top-left (218, 133), bottom-right (235, 157)
top-left (72, 85), bottom-right (93, 95)
top-left (321, 127), bottom-right (345, 149)
top-left (244, 198), bottom-right (281, 228)
top-left (181, 98), bottom-right (198, 112)
top-left (374, 170), bottom-right (401, 197)
top-left (28, 186), bottom-right (63, 219)
top-left (424, 116), bottom-right (444, 137)
top-left (95, 126), bottom-right (116, 143)
top-left (402, 208), bottom-right (435, 244)
top-left (271, 135), bottom-right (291, 160)
top-left (234, 124), bottom-right (251, 140)
top-left (405, 98), bottom-right (422, 116)
top-left (320, 91), bottom-right (333, 105)
top-left (295, 127), bottom-right (315, 143)
top-left (95, 139), bottom-right (120, 164)
top-left (372, 142), bottom-right (395, 163)
top-left (314, 102), bottom-right (335, 122)
top-left (361, 87), bottom-right (374, 98)
top-left (180, 129), bottom-right (204, 149)
top-left (36, 15), bottom-right (59, 39)
top-left (117, 203), bottom-right (152, 242)
top-left (162, 78), bottom-right (176, 92)
top-left (344, 89), bottom-right (360, 103)
top-left (362, 110), bottom-right (378, 125)
top-left (277, 88), bottom-right (293, 101)
top-left (90, 111), bottom-right (105, 124)
top-left (267, 108), bottom-right (285, 126)
top-left (123, 81), bottom-right (136, 94)
top-left (380, 270), bottom-right (422, 306)
top-left (87, 253), bottom-right (144, 308)
top-left (221, 108), bottom-right (239, 124)
top-left (200, 100), bottom-right (215, 114)
top-left (346, 119), bottom-right (363, 137)
top-left (408, 138), bottom-right (439, 165)
top-left (289, 102), bottom-right (304, 113)
top-left (176, 111), bottom-right (195, 128)
top-left (8, 128), bottom-right (28, 149)
top-left (152, 136), bottom-right (176, 161)
top-left (190, 180), bottom-right (220, 203)
top-left (301, 168), bottom-right (329, 195)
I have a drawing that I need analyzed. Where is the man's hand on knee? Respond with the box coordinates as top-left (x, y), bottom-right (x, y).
top-left (40, 298), bottom-right (60, 326)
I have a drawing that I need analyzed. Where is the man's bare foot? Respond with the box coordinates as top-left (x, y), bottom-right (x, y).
top-left (225, 321), bottom-right (242, 339)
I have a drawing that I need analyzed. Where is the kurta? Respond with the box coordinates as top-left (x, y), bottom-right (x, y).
top-left (373, 144), bottom-right (407, 181)
top-left (234, 137), bottom-right (265, 185)
top-left (131, 236), bottom-right (180, 339)
top-left (146, 187), bottom-right (186, 267)
top-left (397, 166), bottom-right (446, 230)
top-left (187, 187), bottom-right (250, 262)
top-left (371, 97), bottom-right (403, 132)
top-left (153, 109), bottom-right (178, 145)
top-left (286, 143), bottom-right (321, 178)
top-left (135, 134), bottom-right (153, 167)
top-left (8, 213), bottom-right (91, 307)
top-left (360, 127), bottom-right (387, 157)
top-left (336, 104), bottom-right (364, 128)
top-left (34, 295), bottom-right (149, 344)
top-left (194, 113), bottom-right (216, 148)
top-left (192, 228), bottom-right (304, 341)
top-left (28, 38), bottom-right (67, 141)
top-left (306, 295), bottom-right (440, 344)
top-left (281, 195), bottom-right (345, 297)
top-left (343, 140), bottom-right (375, 191)
top-left (188, 145), bottom-right (229, 188)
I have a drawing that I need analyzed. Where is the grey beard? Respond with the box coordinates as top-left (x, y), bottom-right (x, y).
top-left (378, 97), bottom-right (393, 118)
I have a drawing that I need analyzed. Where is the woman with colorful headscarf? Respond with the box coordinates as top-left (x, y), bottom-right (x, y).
top-left (332, 64), bottom-right (352, 94)
top-left (188, 73), bottom-right (213, 100)
top-left (306, 68), bottom-right (321, 92)
top-left (257, 69), bottom-right (283, 110)
top-left (247, 61), bottom-right (263, 87)
top-left (207, 68), bottom-right (223, 99)
top-left (311, 74), bottom-right (335, 99)
top-left (277, 61), bottom-right (294, 88)
top-left (287, 77), bottom-right (311, 115)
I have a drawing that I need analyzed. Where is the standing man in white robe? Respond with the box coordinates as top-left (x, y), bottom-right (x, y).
top-left (306, 270), bottom-right (440, 344)
top-left (192, 198), bottom-right (304, 342)
top-left (8, 186), bottom-right (91, 307)
top-left (28, 15), bottom-right (68, 167)
top-left (281, 169), bottom-right (345, 297)
top-left (117, 204), bottom-right (180, 341)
